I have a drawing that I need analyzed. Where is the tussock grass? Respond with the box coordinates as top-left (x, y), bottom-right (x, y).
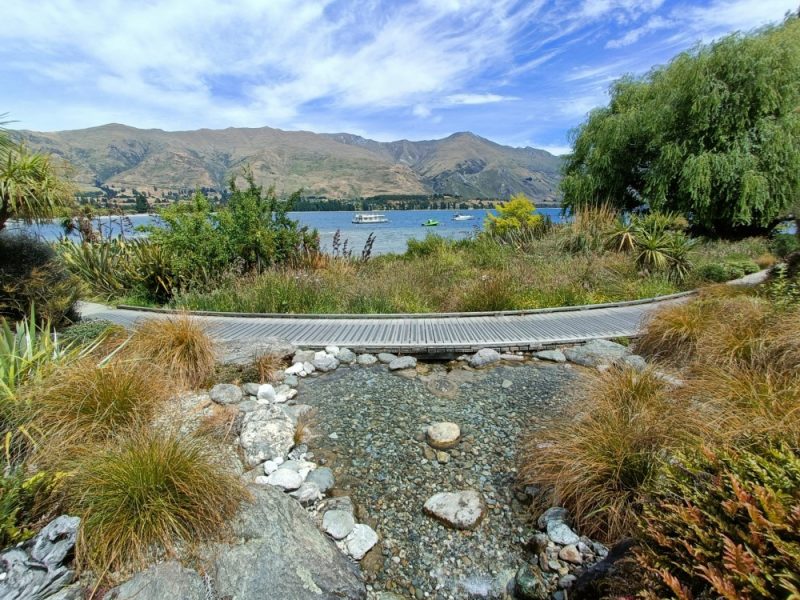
top-left (197, 404), bottom-right (239, 443)
top-left (33, 359), bottom-right (169, 441)
top-left (253, 352), bottom-right (284, 383)
top-left (518, 367), bottom-right (703, 541)
top-left (293, 407), bottom-right (319, 446)
top-left (66, 428), bottom-right (249, 573)
top-left (129, 314), bottom-right (215, 388)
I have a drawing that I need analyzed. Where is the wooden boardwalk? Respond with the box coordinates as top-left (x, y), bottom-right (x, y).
top-left (78, 295), bottom-right (690, 354)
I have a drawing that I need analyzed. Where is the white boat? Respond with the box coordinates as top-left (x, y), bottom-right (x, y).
top-left (453, 214), bottom-right (475, 221)
top-left (352, 213), bottom-right (389, 224)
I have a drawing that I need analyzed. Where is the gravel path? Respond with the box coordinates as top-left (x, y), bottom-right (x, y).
top-left (298, 361), bottom-right (578, 599)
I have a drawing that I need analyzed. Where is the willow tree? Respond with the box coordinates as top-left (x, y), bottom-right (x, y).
top-left (0, 124), bottom-right (73, 232)
top-left (561, 17), bottom-right (800, 237)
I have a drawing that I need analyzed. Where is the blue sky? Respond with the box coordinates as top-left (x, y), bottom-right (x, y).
top-left (1, 0), bottom-right (796, 154)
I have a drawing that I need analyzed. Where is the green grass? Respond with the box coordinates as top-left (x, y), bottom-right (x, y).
top-left (168, 233), bottom-right (768, 314)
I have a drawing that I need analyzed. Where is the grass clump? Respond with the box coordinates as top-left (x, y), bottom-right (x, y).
top-left (518, 367), bottom-right (701, 540)
top-left (129, 314), bottom-right (215, 388)
top-left (66, 428), bottom-right (248, 573)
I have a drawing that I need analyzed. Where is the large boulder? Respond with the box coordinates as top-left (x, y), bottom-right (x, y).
top-left (105, 561), bottom-right (206, 600)
top-left (469, 348), bottom-right (501, 368)
top-left (239, 406), bottom-right (295, 466)
top-left (563, 340), bottom-right (629, 368)
top-left (209, 486), bottom-right (365, 599)
top-left (216, 337), bottom-right (296, 365)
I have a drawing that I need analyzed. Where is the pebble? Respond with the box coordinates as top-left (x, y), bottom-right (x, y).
top-left (323, 510), bottom-right (356, 540)
top-left (344, 524), bottom-right (379, 560)
top-left (306, 466), bottom-right (335, 493)
top-left (426, 422), bottom-right (461, 449)
top-left (501, 379), bottom-right (513, 389)
top-left (547, 521), bottom-right (580, 546)
top-left (558, 544), bottom-right (583, 564)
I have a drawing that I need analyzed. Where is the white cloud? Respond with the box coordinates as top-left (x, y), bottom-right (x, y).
top-left (444, 93), bottom-right (518, 105)
top-left (606, 15), bottom-right (674, 47)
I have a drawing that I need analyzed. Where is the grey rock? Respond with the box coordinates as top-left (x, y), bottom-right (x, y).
top-left (266, 469), bottom-right (304, 491)
top-left (547, 521), bottom-right (580, 546)
top-left (558, 574), bottom-right (577, 590)
top-left (0, 515), bottom-right (80, 600)
top-left (238, 399), bottom-right (261, 413)
top-left (209, 383), bottom-right (243, 405)
top-left (514, 564), bottom-right (549, 600)
top-left (318, 496), bottom-right (354, 516)
top-left (426, 422), bottom-right (461, 449)
top-left (356, 353), bottom-right (378, 365)
top-left (423, 490), bottom-right (485, 530)
top-left (242, 382), bottom-right (261, 396)
top-left (293, 349), bottom-right (317, 364)
top-left (500, 353), bottom-right (525, 362)
top-left (211, 485), bottom-right (365, 599)
top-left (278, 403), bottom-right (313, 425)
top-left (105, 561), bottom-right (205, 600)
top-left (323, 509), bottom-right (355, 540)
top-left (591, 541), bottom-right (609, 557)
top-left (290, 481), bottom-right (322, 504)
top-left (469, 348), bottom-right (502, 368)
top-left (388, 356), bottom-right (417, 371)
top-left (283, 374), bottom-right (299, 387)
top-left (558, 544), bottom-right (583, 564)
top-left (377, 353), bottom-right (398, 364)
top-left (313, 354), bottom-right (340, 373)
top-left (563, 339), bottom-right (629, 367)
top-left (623, 354), bottom-right (647, 371)
top-left (535, 349), bottom-right (566, 363)
top-left (501, 379), bottom-right (513, 389)
top-left (239, 406), bottom-right (295, 466)
top-left (537, 506), bottom-right (569, 529)
top-left (217, 337), bottom-right (295, 365)
top-left (336, 348), bottom-right (357, 364)
top-left (46, 584), bottom-right (83, 600)
top-left (256, 383), bottom-right (276, 402)
top-left (306, 466), bottom-right (335, 493)
top-left (344, 524), bottom-right (379, 560)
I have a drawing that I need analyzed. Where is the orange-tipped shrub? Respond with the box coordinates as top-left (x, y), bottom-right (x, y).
top-left (130, 314), bottom-right (215, 388)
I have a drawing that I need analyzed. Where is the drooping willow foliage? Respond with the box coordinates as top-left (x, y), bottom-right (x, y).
top-left (561, 16), bottom-right (800, 238)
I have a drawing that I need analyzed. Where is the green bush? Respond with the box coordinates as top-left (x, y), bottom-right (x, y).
top-left (637, 442), bottom-right (800, 600)
top-left (405, 233), bottom-right (452, 257)
top-left (770, 233), bottom-right (800, 258)
top-left (57, 319), bottom-right (125, 348)
top-left (0, 468), bottom-right (57, 548)
top-left (696, 262), bottom-right (730, 282)
top-left (0, 234), bottom-right (80, 324)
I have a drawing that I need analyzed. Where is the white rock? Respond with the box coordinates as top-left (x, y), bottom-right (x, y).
top-left (313, 354), bottom-right (340, 372)
top-left (265, 469), bottom-right (303, 491)
top-left (286, 389), bottom-right (298, 400)
top-left (323, 510), bottom-right (355, 540)
top-left (356, 354), bottom-right (378, 365)
top-left (285, 363), bottom-right (304, 376)
top-left (325, 346), bottom-right (340, 355)
top-left (254, 475), bottom-right (270, 485)
top-left (426, 422), bottom-right (461, 449)
top-left (263, 460), bottom-right (279, 475)
top-left (344, 524), bottom-right (378, 560)
top-left (273, 393), bottom-right (288, 404)
top-left (388, 356), bottom-right (417, 371)
top-left (303, 361), bottom-right (315, 374)
top-left (290, 481), bottom-right (322, 504)
top-left (423, 490), bottom-right (485, 530)
top-left (239, 407), bottom-right (295, 466)
top-left (469, 348), bottom-right (502, 368)
top-left (336, 348), bottom-right (357, 364)
top-left (329, 432), bottom-right (339, 440)
top-left (256, 384), bottom-right (276, 402)
top-left (547, 521), bottom-right (580, 546)
top-left (535, 349), bottom-right (567, 363)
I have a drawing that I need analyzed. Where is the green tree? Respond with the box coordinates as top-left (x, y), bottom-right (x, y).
top-left (0, 125), bottom-right (73, 232)
top-left (484, 193), bottom-right (542, 236)
top-left (561, 18), bottom-right (800, 237)
top-left (134, 192), bottom-right (148, 213)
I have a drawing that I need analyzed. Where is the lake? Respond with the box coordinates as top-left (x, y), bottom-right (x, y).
top-left (9, 207), bottom-right (566, 255)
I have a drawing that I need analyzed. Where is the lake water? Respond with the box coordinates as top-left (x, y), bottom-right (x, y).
top-left (10, 208), bottom-right (566, 255)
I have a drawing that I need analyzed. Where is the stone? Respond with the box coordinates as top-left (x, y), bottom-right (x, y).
top-left (500, 353), bottom-right (525, 362)
top-left (623, 354), bottom-right (647, 371)
top-left (279, 403), bottom-right (313, 425)
top-left (336, 348), bottom-right (357, 364)
top-left (306, 466), bottom-right (335, 493)
top-left (423, 490), bottom-right (485, 530)
top-left (324, 345), bottom-right (340, 355)
top-left (558, 544), bottom-right (583, 564)
top-left (263, 459), bottom-right (280, 475)
top-left (0, 515), bottom-right (80, 600)
top-left (558, 574), bottom-right (576, 589)
top-left (238, 399), bottom-right (260, 413)
top-left (290, 481), bottom-right (322, 504)
top-left (313, 354), bottom-right (340, 372)
top-left (436, 451), bottom-right (450, 464)
top-left (426, 422), bottom-right (461, 449)
top-left (537, 506), bottom-right (570, 529)
top-left (106, 560), bottom-right (206, 600)
top-left (344, 524), bottom-right (379, 560)
top-left (356, 353), bottom-right (378, 365)
top-left (501, 379), bottom-right (513, 389)
top-left (285, 362), bottom-right (305, 376)
top-left (514, 564), bottom-right (549, 600)
top-left (283, 374), bottom-right (299, 387)
top-left (242, 382), bottom-right (261, 396)
top-left (208, 485), bottom-right (366, 599)
top-left (318, 496), bottom-right (354, 516)
top-left (293, 349), bottom-right (317, 364)
top-left (469, 348), bottom-right (502, 368)
top-left (216, 337), bottom-right (295, 365)
top-left (303, 361), bottom-right (316, 374)
top-left (592, 541), bottom-right (609, 557)
top-left (239, 406), bottom-right (295, 466)
top-left (256, 383), bottom-right (276, 402)
top-left (563, 339), bottom-right (629, 368)
top-left (547, 520), bottom-right (580, 546)
top-left (535, 349), bottom-right (567, 363)
top-left (273, 392), bottom-right (288, 404)
top-left (328, 432), bottom-right (339, 440)
top-left (266, 468), bottom-right (303, 491)
top-left (377, 353), bottom-right (398, 364)
top-left (209, 383), bottom-right (243, 405)
top-left (388, 356), bottom-right (417, 371)
top-left (423, 446), bottom-right (436, 461)
top-left (323, 509), bottom-right (356, 540)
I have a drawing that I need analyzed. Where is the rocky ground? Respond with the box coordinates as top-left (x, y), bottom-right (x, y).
top-left (297, 359), bottom-right (578, 598)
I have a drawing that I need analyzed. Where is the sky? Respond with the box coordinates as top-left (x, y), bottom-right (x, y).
top-left (1, 0), bottom-right (796, 155)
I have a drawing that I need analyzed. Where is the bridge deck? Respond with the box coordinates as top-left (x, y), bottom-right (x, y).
top-left (78, 298), bottom-right (681, 354)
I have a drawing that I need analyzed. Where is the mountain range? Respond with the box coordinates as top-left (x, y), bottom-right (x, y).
top-left (14, 124), bottom-right (564, 200)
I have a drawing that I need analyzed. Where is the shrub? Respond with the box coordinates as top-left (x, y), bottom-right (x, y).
top-left (0, 234), bottom-right (80, 324)
top-left (637, 442), bottom-right (800, 600)
top-left (66, 428), bottom-right (249, 573)
top-left (696, 262), bottom-right (730, 283)
top-left (0, 468), bottom-right (58, 548)
top-left (518, 367), bottom-right (702, 540)
top-left (129, 314), bottom-right (215, 388)
top-left (484, 194), bottom-right (542, 236)
top-left (405, 234), bottom-right (452, 257)
top-left (57, 319), bottom-right (125, 349)
top-left (769, 232), bottom-right (800, 258)
top-left (34, 359), bottom-right (169, 441)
